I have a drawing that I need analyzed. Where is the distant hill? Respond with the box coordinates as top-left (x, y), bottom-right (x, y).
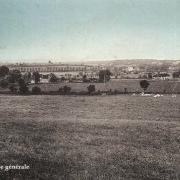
top-left (1, 59), bottom-right (180, 68)
top-left (83, 59), bottom-right (180, 67)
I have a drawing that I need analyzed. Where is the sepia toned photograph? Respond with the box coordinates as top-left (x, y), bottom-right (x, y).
top-left (0, 0), bottom-right (180, 179)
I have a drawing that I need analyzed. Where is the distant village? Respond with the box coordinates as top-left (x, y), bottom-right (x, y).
top-left (3, 60), bottom-right (180, 84)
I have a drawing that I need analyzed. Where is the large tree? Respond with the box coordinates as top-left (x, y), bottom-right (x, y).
top-left (49, 73), bottom-right (58, 83)
top-left (0, 66), bottom-right (9, 77)
top-left (172, 71), bottom-right (180, 78)
top-left (23, 72), bottom-right (32, 83)
top-left (18, 78), bottom-right (28, 94)
top-left (8, 70), bottom-right (22, 83)
top-left (82, 74), bottom-right (87, 82)
top-left (99, 69), bottom-right (112, 83)
top-left (33, 71), bottom-right (40, 84)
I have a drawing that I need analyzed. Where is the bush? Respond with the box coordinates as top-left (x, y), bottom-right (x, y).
top-left (61, 77), bottom-right (66, 82)
top-left (9, 85), bottom-right (17, 92)
top-left (49, 73), bottom-right (58, 83)
top-left (58, 87), bottom-right (63, 94)
top-left (140, 80), bottom-right (150, 92)
top-left (58, 86), bottom-right (71, 95)
top-left (114, 89), bottom-right (118, 94)
top-left (32, 86), bottom-right (42, 94)
top-left (0, 79), bottom-right (8, 88)
top-left (19, 85), bottom-right (29, 94)
top-left (18, 78), bottom-right (26, 87)
top-left (87, 85), bottom-right (96, 94)
top-left (124, 88), bottom-right (127, 94)
top-left (63, 86), bottom-right (71, 94)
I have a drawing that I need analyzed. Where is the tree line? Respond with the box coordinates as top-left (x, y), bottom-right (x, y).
top-left (0, 66), bottom-right (41, 94)
top-left (3, 65), bottom-right (178, 95)
top-left (0, 66), bottom-right (113, 94)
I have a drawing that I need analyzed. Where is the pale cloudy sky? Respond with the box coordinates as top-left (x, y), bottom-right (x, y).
top-left (0, 0), bottom-right (179, 63)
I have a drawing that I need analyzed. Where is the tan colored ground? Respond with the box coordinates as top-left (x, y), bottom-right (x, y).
top-left (0, 95), bottom-right (179, 179)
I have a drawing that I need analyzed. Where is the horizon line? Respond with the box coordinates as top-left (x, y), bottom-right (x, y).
top-left (1, 58), bottom-right (180, 64)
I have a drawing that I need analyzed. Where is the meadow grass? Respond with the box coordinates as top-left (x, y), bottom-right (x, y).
top-left (28, 79), bottom-right (180, 94)
top-left (0, 95), bottom-right (179, 179)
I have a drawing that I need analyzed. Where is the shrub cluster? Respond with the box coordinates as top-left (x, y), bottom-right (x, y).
top-left (32, 86), bottom-right (42, 94)
top-left (0, 79), bottom-right (8, 88)
top-left (18, 78), bottom-right (29, 94)
top-left (59, 86), bottom-right (71, 95)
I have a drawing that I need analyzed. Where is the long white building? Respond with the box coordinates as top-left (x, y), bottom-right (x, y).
top-left (8, 64), bottom-right (90, 72)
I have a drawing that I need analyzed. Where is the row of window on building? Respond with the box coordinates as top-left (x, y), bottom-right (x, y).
top-left (9, 66), bottom-right (88, 72)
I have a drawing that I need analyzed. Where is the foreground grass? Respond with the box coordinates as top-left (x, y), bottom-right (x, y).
top-left (0, 95), bottom-right (179, 179)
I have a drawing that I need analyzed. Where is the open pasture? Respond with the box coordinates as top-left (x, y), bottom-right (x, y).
top-left (28, 79), bottom-right (180, 94)
top-left (0, 95), bottom-right (179, 179)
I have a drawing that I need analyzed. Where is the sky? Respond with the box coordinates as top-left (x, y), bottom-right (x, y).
top-left (0, 0), bottom-right (179, 63)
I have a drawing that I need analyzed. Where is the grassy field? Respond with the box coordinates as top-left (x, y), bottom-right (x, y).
top-left (28, 79), bottom-right (180, 94)
top-left (0, 95), bottom-right (180, 179)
